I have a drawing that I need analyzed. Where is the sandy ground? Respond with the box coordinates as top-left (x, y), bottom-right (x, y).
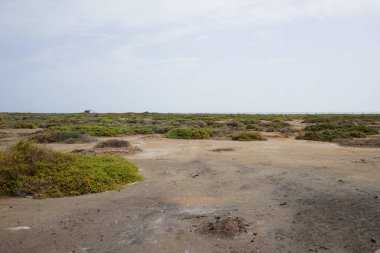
top-left (0, 134), bottom-right (380, 253)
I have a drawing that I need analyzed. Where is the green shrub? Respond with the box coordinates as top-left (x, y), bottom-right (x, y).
top-left (32, 130), bottom-right (92, 143)
top-left (231, 131), bottom-right (266, 141)
top-left (52, 125), bottom-right (134, 137)
top-left (242, 119), bottom-right (260, 125)
top-left (258, 121), bottom-right (290, 132)
top-left (301, 131), bottom-right (336, 142)
top-left (12, 123), bottom-right (37, 129)
top-left (305, 123), bottom-right (338, 131)
top-left (0, 141), bottom-right (142, 198)
top-left (350, 125), bottom-right (379, 135)
top-left (191, 128), bottom-right (214, 139)
top-left (132, 127), bottom-right (154, 135)
top-left (245, 124), bottom-right (260, 130)
top-left (271, 117), bottom-right (287, 123)
top-left (300, 121), bottom-right (378, 142)
top-left (165, 128), bottom-right (213, 139)
top-left (300, 129), bottom-right (375, 142)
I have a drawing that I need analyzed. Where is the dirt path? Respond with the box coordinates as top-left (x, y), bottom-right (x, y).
top-left (1, 136), bottom-right (380, 253)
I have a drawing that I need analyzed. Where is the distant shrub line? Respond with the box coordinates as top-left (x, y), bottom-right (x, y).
top-left (0, 113), bottom-right (378, 143)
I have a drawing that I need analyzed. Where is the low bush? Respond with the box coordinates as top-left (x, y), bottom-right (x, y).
top-left (153, 126), bottom-right (176, 134)
top-left (165, 128), bottom-right (213, 139)
top-left (0, 141), bottom-right (142, 198)
top-left (95, 139), bottom-right (131, 148)
top-left (300, 121), bottom-right (378, 142)
top-left (131, 127), bottom-right (154, 135)
top-left (52, 125), bottom-right (134, 137)
top-left (270, 117), bottom-right (287, 123)
top-left (300, 129), bottom-right (374, 142)
top-left (12, 123), bottom-right (37, 129)
top-left (32, 130), bottom-right (92, 143)
top-left (231, 131), bottom-right (266, 141)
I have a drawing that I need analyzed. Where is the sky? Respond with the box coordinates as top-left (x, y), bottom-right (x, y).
top-left (0, 0), bottom-right (379, 113)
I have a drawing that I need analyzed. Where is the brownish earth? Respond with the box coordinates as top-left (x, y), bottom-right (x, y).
top-left (1, 133), bottom-right (380, 253)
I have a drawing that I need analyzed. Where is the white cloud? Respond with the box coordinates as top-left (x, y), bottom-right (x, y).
top-left (1, 0), bottom-right (380, 40)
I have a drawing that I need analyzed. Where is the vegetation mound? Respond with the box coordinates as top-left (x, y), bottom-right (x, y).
top-left (165, 128), bottom-right (213, 139)
top-left (0, 141), bottom-right (142, 199)
top-left (12, 123), bottom-right (37, 129)
top-left (231, 131), bottom-right (266, 141)
top-left (95, 139), bottom-right (131, 148)
top-left (55, 125), bottom-right (134, 137)
top-left (297, 121), bottom-right (379, 142)
top-left (32, 130), bottom-right (93, 143)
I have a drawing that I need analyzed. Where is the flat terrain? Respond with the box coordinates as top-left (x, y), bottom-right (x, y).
top-left (1, 134), bottom-right (380, 253)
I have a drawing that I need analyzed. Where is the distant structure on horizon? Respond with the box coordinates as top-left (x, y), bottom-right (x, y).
top-left (84, 110), bottom-right (93, 113)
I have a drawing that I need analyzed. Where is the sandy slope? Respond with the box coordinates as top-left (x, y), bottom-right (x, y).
top-left (1, 135), bottom-right (380, 253)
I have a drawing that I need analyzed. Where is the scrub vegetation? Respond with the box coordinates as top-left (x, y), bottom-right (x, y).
top-left (165, 128), bottom-right (214, 139)
top-left (297, 115), bottom-right (379, 142)
top-left (32, 130), bottom-right (93, 143)
top-left (0, 141), bottom-right (142, 199)
top-left (0, 113), bottom-right (379, 143)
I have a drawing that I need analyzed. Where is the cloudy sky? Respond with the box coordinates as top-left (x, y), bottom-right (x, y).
top-left (0, 0), bottom-right (379, 113)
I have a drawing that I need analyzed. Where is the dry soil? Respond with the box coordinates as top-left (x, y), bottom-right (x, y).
top-left (1, 134), bottom-right (380, 253)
